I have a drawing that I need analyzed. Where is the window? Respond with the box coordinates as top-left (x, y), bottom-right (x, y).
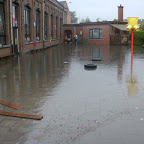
top-left (56, 16), bottom-right (58, 39)
top-left (13, 4), bottom-right (18, 27)
top-left (36, 10), bottom-right (40, 41)
top-left (60, 18), bottom-right (62, 38)
top-left (24, 6), bottom-right (30, 42)
top-left (51, 15), bottom-right (53, 39)
top-left (0, 1), bottom-right (6, 45)
top-left (115, 28), bottom-right (120, 35)
top-left (44, 13), bottom-right (47, 40)
top-left (89, 29), bottom-right (102, 39)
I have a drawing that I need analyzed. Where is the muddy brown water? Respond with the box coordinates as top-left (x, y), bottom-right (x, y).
top-left (0, 44), bottom-right (144, 144)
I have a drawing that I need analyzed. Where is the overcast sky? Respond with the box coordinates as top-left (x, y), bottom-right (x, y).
top-left (60, 0), bottom-right (144, 22)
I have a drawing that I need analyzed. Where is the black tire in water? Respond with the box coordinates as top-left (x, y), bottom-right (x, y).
top-left (84, 64), bottom-right (97, 69)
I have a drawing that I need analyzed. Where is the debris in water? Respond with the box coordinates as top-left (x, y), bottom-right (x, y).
top-left (64, 62), bottom-right (68, 64)
top-left (0, 111), bottom-right (43, 120)
top-left (0, 100), bottom-right (22, 110)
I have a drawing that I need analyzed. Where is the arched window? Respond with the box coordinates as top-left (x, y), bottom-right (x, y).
top-left (13, 3), bottom-right (18, 27)
top-left (115, 28), bottom-right (120, 35)
top-left (44, 12), bottom-right (48, 39)
top-left (56, 16), bottom-right (58, 39)
top-left (24, 6), bottom-right (30, 42)
top-left (36, 9), bottom-right (40, 41)
top-left (60, 18), bottom-right (62, 38)
top-left (89, 29), bottom-right (102, 39)
top-left (0, 1), bottom-right (6, 45)
top-left (51, 14), bottom-right (53, 39)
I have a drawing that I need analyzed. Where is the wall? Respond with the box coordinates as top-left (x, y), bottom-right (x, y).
top-left (0, 0), bottom-right (64, 58)
top-left (110, 26), bottom-right (130, 45)
top-left (64, 3), bottom-right (71, 24)
top-left (82, 25), bottom-right (110, 45)
top-left (63, 24), bottom-right (111, 45)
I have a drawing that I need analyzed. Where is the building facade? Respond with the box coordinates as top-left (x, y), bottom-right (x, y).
top-left (59, 1), bottom-right (71, 24)
top-left (63, 21), bottom-right (129, 45)
top-left (0, 0), bottom-right (68, 58)
top-left (63, 5), bottom-right (129, 45)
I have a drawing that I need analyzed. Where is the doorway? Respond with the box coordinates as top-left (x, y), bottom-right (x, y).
top-left (64, 30), bottom-right (72, 43)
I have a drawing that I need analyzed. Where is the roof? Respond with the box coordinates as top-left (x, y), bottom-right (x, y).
top-left (49, 0), bottom-right (64, 9)
top-left (59, 1), bottom-right (66, 6)
top-left (111, 24), bottom-right (127, 31)
top-left (64, 21), bottom-right (127, 27)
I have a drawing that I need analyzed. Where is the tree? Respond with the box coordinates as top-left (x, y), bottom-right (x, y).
top-left (70, 11), bottom-right (78, 24)
top-left (102, 20), bottom-right (108, 22)
top-left (113, 19), bottom-right (118, 21)
top-left (96, 18), bottom-right (100, 22)
top-left (140, 23), bottom-right (144, 31)
top-left (85, 17), bottom-right (91, 23)
top-left (80, 18), bottom-right (85, 23)
top-left (80, 17), bottom-right (91, 23)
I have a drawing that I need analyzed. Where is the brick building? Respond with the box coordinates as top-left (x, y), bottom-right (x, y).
top-left (0, 0), bottom-right (70, 58)
top-left (59, 1), bottom-right (71, 24)
top-left (63, 5), bottom-right (129, 45)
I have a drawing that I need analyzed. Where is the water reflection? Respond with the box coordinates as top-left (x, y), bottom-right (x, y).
top-left (0, 45), bottom-right (71, 103)
top-left (126, 51), bottom-right (138, 97)
top-left (0, 44), bottom-right (142, 100)
top-left (92, 47), bottom-right (102, 59)
top-left (1, 44), bottom-right (144, 143)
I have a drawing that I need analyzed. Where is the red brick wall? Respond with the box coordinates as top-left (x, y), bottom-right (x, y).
top-left (0, 48), bottom-right (11, 57)
top-left (0, 0), bottom-right (64, 58)
top-left (83, 25), bottom-right (110, 45)
top-left (64, 24), bottom-right (110, 45)
top-left (64, 3), bottom-right (71, 24)
top-left (66, 11), bottom-right (71, 24)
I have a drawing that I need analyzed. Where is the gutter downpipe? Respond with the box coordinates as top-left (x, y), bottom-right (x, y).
top-left (43, 0), bottom-right (45, 49)
top-left (10, 0), bottom-right (14, 54)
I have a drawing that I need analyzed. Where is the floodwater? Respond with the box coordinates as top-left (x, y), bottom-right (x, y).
top-left (0, 44), bottom-right (144, 144)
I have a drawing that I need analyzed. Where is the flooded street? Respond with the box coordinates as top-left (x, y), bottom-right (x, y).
top-left (0, 44), bottom-right (144, 144)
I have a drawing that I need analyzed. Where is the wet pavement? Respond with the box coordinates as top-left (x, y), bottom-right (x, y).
top-left (0, 44), bottom-right (144, 144)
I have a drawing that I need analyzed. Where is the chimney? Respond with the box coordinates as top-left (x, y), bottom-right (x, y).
top-left (118, 4), bottom-right (123, 22)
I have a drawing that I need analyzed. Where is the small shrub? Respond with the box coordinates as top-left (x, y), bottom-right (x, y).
top-left (129, 31), bottom-right (144, 46)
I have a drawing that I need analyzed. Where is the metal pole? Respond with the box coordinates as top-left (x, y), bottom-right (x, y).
top-left (131, 29), bottom-right (134, 56)
top-left (131, 29), bottom-right (134, 80)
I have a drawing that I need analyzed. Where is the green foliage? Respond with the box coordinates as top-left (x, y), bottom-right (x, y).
top-left (96, 18), bottom-right (100, 22)
top-left (113, 19), bottom-right (118, 21)
top-left (140, 23), bottom-right (144, 31)
top-left (85, 17), bottom-right (91, 23)
top-left (130, 31), bottom-right (144, 46)
top-left (80, 17), bottom-right (91, 23)
top-left (80, 18), bottom-right (85, 23)
top-left (70, 11), bottom-right (78, 24)
top-left (102, 20), bottom-right (108, 22)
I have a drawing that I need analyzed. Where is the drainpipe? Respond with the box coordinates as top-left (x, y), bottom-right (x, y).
top-left (43, 0), bottom-right (45, 49)
top-left (10, 0), bottom-right (14, 54)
